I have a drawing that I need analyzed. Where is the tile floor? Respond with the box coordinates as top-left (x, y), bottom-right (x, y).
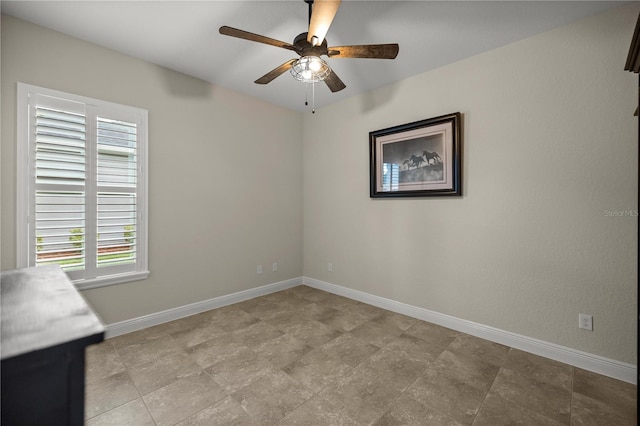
top-left (85, 286), bottom-right (637, 426)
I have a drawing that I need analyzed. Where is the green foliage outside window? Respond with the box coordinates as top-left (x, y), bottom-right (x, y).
top-left (124, 225), bottom-right (134, 244)
top-left (69, 228), bottom-right (84, 248)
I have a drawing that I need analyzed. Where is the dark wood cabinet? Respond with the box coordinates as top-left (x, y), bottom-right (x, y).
top-left (1, 265), bottom-right (104, 425)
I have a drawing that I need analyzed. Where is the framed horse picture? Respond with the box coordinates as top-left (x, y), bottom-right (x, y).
top-left (369, 112), bottom-right (462, 198)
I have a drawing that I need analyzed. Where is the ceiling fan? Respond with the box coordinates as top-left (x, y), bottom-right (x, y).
top-left (219, 0), bottom-right (399, 94)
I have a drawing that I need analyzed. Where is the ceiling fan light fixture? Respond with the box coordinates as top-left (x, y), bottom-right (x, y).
top-left (290, 56), bottom-right (331, 83)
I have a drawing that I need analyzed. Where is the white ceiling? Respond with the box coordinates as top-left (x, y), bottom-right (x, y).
top-left (1, 1), bottom-right (626, 112)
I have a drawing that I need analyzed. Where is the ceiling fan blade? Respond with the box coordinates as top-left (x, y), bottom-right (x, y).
top-left (324, 69), bottom-right (346, 92)
top-left (328, 44), bottom-right (399, 59)
top-left (219, 26), bottom-right (297, 52)
top-left (307, 0), bottom-right (342, 46)
top-left (255, 59), bottom-right (298, 85)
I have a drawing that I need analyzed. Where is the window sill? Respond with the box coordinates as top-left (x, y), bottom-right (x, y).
top-left (74, 270), bottom-right (150, 291)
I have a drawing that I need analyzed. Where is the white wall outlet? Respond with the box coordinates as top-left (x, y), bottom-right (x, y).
top-left (579, 314), bottom-right (593, 331)
top-left (328, 263), bottom-right (333, 272)
top-left (272, 262), bottom-right (278, 272)
top-left (257, 265), bottom-right (263, 275)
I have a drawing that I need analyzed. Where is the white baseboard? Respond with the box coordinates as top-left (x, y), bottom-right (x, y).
top-left (104, 274), bottom-right (636, 384)
top-left (302, 276), bottom-right (637, 385)
top-left (105, 277), bottom-right (302, 338)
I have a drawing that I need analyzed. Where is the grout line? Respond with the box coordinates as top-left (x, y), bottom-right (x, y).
top-left (470, 347), bottom-right (511, 425)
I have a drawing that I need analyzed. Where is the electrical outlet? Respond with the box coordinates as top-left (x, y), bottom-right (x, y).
top-left (272, 262), bottom-right (278, 272)
top-left (257, 265), bottom-right (263, 275)
top-left (328, 263), bottom-right (333, 272)
top-left (579, 314), bottom-right (593, 331)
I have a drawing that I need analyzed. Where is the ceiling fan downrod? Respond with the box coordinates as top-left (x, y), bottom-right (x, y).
top-left (305, 0), bottom-right (313, 26)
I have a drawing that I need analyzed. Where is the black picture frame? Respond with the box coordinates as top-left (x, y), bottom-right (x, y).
top-left (369, 112), bottom-right (462, 198)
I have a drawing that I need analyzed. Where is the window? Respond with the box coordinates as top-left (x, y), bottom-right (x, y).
top-left (17, 83), bottom-right (149, 290)
top-left (382, 163), bottom-right (400, 192)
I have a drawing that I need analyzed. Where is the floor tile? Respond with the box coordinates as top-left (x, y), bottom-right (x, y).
top-left (268, 291), bottom-right (314, 312)
top-left (359, 348), bottom-right (429, 391)
top-left (108, 326), bottom-right (168, 350)
top-left (285, 319), bottom-right (343, 347)
top-left (169, 320), bottom-right (227, 348)
top-left (327, 296), bottom-right (385, 319)
top-left (349, 314), bottom-right (408, 347)
top-left (572, 367), bottom-right (637, 422)
top-left (473, 391), bottom-right (565, 426)
top-left (266, 308), bottom-right (314, 331)
top-left (175, 395), bottom-right (258, 426)
top-left (490, 367), bottom-right (571, 424)
top-left (231, 320), bottom-right (285, 348)
top-left (313, 292), bottom-right (361, 310)
top-left (231, 369), bottom-right (314, 425)
top-left (127, 350), bottom-right (202, 395)
top-left (282, 348), bottom-right (354, 392)
top-left (373, 394), bottom-right (463, 426)
top-left (317, 332), bottom-right (380, 367)
top-left (115, 334), bottom-right (182, 369)
top-left (405, 350), bottom-right (500, 424)
top-left (502, 348), bottom-right (573, 391)
top-left (570, 392), bottom-right (637, 426)
top-left (85, 398), bottom-right (155, 426)
top-left (143, 371), bottom-right (227, 426)
top-left (383, 333), bottom-right (446, 363)
top-left (313, 306), bottom-right (372, 332)
top-left (85, 341), bottom-right (125, 384)
top-left (247, 300), bottom-right (292, 320)
top-left (186, 332), bottom-right (247, 369)
top-left (252, 333), bottom-right (314, 368)
top-left (447, 333), bottom-right (510, 367)
top-left (85, 371), bottom-right (139, 419)
top-left (207, 307), bottom-right (261, 332)
top-left (277, 394), bottom-right (360, 426)
top-left (238, 294), bottom-right (309, 320)
top-left (204, 347), bottom-right (275, 392)
top-left (319, 365), bottom-right (406, 425)
top-left (377, 311), bottom-right (419, 331)
top-left (295, 302), bottom-right (346, 323)
top-left (404, 320), bottom-right (460, 347)
top-left (345, 301), bottom-right (390, 320)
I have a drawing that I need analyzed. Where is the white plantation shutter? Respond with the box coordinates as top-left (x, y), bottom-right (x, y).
top-left (33, 104), bottom-right (87, 280)
top-left (96, 118), bottom-right (138, 272)
top-left (17, 83), bottom-right (149, 289)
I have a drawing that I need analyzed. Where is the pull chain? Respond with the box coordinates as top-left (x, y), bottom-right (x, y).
top-left (303, 82), bottom-right (317, 114)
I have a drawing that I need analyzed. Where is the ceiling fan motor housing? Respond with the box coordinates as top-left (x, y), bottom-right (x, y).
top-left (293, 32), bottom-right (328, 57)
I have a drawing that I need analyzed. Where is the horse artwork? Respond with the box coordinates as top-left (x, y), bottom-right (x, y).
top-left (422, 150), bottom-right (442, 165)
top-left (401, 151), bottom-right (441, 170)
top-left (371, 112), bottom-right (461, 197)
top-left (393, 150), bottom-right (445, 185)
top-left (409, 154), bottom-right (425, 168)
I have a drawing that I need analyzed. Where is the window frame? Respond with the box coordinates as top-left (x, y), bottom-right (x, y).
top-left (16, 83), bottom-right (149, 290)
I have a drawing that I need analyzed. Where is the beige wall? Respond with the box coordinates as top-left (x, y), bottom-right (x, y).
top-left (1, 15), bottom-right (303, 324)
top-left (303, 3), bottom-right (638, 364)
